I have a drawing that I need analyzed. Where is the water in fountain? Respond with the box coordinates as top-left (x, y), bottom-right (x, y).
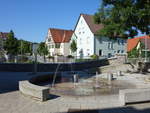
top-left (94, 71), bottom-right (100, 88)
top-left (51, 30), bottom-right (67, 88)
top-left (51, 64), bottom-right (60, 87)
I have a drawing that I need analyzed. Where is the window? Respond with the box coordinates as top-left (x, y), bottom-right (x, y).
top-left (108, 42), bottom-right (111, 49)
top-left (121, 50), bottom-right (124, 53)
top-left (99, 38), bottom-right (102, 43)
top-left (87, 49), bottom-right (90, 56)
top-left (108, 42), bottom-right (113, 49)
top-left (55, 43), bottom-right (60, 48)
top-left (118, 39), bottom-right (120, 45)
top-left (111, 42), bottom-right (113, 49)
top-left (49, 45), bottom-right (51, 49)
top-left (87, 37), bottom-right (90, 43)
top-left (80, 38), bottom-right (82, 44)
top-left (52, 45), bottom-right (54, 48)
top-left (48, 38), bottom-right (51, 42)
top-left (117, 50), bottom-right (120, 53)
top-left (78, 28), bottom-right (81, 34)
top-left (108, 53), bottom-right (112, 58)
top-left (121, 40), bottom-right (124, 45)
top-left (99, 50), bottom-right (102, 56)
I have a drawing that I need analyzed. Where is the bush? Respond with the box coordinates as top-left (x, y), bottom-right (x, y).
top-left (47, 55), bottom-right (54, 59)
top-left (56, 54), bottom-right (63, 57)
top-left (67, 55), bottom-right (74, 58)
top-left (90, 54), bottom-right (99, 60)
top-left (27, 60), bottom-right (41, 64)
top-left (17, 56), bottom-right (29, 63)
top-left (75, 58), bottom-right (91, 62)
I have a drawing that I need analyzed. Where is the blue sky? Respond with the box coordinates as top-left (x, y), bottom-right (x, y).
top-left (0, 0), bottom-right (101, 42)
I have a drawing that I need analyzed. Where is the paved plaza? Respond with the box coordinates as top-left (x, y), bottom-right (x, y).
top-left (0, 72), bottom-right (150, 113)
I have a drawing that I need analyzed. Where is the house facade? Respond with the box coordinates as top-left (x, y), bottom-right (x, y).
top-left (45, 28), bottom-right (73, 56)
top-left (127, 35), bottom-right (150, 58)
top-left (74, 14), bottom-right (127, 58)
top-left (0, 32), bottom-right (9, 49)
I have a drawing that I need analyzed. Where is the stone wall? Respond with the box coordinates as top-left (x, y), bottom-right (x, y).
top-left (108, 55), bottom-right (127, 65)
top-left (0, 59), bottom-right (109, 72)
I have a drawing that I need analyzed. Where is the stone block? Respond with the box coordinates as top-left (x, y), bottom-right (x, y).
top-left (119, 88), bottom-right (150, 105)
top-left (19, 80), bottom-right (49, 101)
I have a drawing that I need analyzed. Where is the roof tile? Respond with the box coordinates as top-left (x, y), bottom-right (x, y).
top-left (49, 28), bottom-right (73, 43)
top-left (81, 14), bottom-right (103, 34)
top-left (127, 35), bottom-right (150, 52)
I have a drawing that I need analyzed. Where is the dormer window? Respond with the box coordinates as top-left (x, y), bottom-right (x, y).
top-left (48, 38), bottom-right (51, 42)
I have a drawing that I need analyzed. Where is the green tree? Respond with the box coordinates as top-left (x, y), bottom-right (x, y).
top-left (128, 48), bottom-right (140, 58)
top-left (70, 40), bottom-right (77, 53)
top-left (94, 0), bottom-right (150, 39)
top-left (37, 42), bottom-right (48, 62)
top-left (18, 40), bottom-right (32, 55)
top-left (4, 30), bottom-right (19, 56)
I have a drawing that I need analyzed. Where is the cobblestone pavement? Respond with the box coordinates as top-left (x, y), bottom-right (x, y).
top-left (0, 91), bottom-right (150, 113)
top-left (0, 72), bottom-right (150, 113)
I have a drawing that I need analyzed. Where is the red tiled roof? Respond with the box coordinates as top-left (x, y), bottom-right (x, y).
top-left (49, 28), bottom-right (73, 43)
top-left (127, 35), bottom-right (150, 52)
top-left (81, 14), bottom-right (103, 34)
top-left (0, 32), bottom-right (9, 39)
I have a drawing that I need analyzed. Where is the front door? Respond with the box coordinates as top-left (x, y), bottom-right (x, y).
top-left (99, 50), bottom-right (102, 56)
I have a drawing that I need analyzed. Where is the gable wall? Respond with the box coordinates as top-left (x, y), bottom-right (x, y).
top-left (45, 30), bottom-right (57, 56)
top-left (75, 15), bottom-right (94, 57)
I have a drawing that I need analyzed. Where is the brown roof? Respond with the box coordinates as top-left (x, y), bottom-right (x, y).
top-left (81, 14), bottom-right (103, 34)
top-left (49, 28), bottom-right (73, 43)
top-left (127, 35), bottom-right (150, 52)
top-left (0, 32), bottom-right (9, 39)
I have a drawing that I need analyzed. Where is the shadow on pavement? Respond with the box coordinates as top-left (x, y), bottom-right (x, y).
top-left (67, 106), bottom-right (150, 113)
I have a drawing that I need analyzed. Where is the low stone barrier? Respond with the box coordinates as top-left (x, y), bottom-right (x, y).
top-left (0, 59), bottom-right (109, 72)
top-left (119, 88), bottom-right (150, 105)
top-left (19, 80), bottom-right (49, 101)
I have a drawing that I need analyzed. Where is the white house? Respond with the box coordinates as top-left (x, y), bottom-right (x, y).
top-left (45, 28), bottom-right (73, 56)
top-left (74, 14), bottom-right (127, 58)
